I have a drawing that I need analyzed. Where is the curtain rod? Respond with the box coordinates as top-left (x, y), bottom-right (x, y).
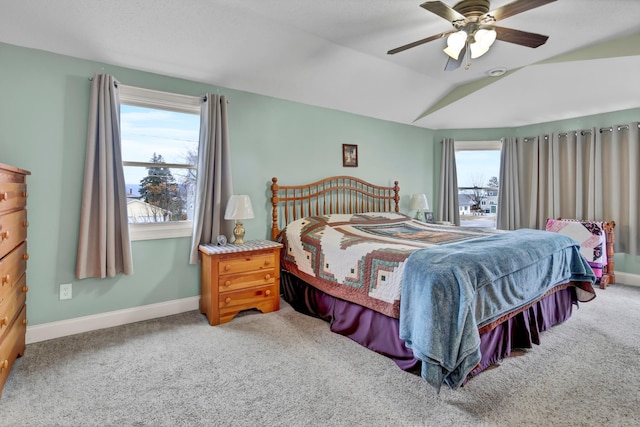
top-left (526, 123), bottom-right (638, 140)
top-left (88, 76), bottom-right (228, 103)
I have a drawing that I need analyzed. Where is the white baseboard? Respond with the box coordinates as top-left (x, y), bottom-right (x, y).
top-left (26, 296), bottom-right (200, 344)
top-left (614, 271), bottom-right (640, 287)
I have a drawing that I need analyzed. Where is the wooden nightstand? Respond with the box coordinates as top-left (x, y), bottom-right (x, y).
top-left (198, 240), bottom-right (282, 326)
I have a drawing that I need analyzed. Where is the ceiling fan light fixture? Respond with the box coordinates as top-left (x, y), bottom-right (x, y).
top-left (443, 30), bottom-right (467, 60)
top-left (469, 28), bottom-right (497, 58)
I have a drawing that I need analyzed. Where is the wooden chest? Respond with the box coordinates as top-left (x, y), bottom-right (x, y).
top-left (199, 240), bottom-right (282, 326)
top-left (0, 162), bottom-right (30, 398)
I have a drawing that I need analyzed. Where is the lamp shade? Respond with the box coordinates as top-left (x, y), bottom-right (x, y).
top-left (224, 195), bottom-right (255, 220)
top-left (470, 28), bottom-right (497, 59)
top-left (443, 31), bottom-right (467, 60)
top-left (409, 193), bottom-right (429, 211)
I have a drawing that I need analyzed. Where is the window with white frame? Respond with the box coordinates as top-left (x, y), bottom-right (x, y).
top-left (119, 85), bottom-right (201, 241)
top-left (455, 140), bottom-right (502, 227)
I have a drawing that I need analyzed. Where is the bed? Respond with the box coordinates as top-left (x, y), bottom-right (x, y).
top-left (270, 176), bottom-right (597, 391)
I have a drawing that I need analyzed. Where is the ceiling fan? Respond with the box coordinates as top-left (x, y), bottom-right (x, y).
top-left (387, 0), bottom-right (557, 71)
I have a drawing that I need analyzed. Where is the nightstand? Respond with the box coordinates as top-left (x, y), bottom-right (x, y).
top-left (198, 240), bottom-right (282, 326)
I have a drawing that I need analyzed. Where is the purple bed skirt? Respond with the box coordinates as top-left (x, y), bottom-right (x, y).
top-left (281, 270), bottom-right (577, 381)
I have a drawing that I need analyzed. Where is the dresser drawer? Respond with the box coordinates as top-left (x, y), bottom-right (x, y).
top-left (0, 210), bottom-right (28, 260)
top-left (218, 269), bottom-right (276, 292)
top-left (0, 242), bottom-right (28, 294)
top-left (218, 251), bottom-right (275, 275)
top-left (0, 304), bottom-right (26, 396)
top-left (0, 182), bottom-right (28, 214)
top-left (0, 274), bottom-right (27, 338)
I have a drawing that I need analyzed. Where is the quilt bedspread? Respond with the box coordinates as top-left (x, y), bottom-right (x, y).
top-left (399, 229), bottom-right (597, 391)
top-left (277, 213), bottom-right (497, 318)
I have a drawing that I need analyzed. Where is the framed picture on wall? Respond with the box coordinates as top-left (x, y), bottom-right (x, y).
top-left (342, 144), bottom-right (358, 167)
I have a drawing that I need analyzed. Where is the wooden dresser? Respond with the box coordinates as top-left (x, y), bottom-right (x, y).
top-left (199, 240), bottom-right (282, 326)
top-left (0, 162), bottom-right (30, 398)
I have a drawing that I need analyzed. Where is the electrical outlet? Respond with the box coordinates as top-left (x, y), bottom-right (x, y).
top-left (60, 283), bottom-right (72, 300)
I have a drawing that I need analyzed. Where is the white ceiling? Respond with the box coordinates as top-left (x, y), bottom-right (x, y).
top-left (1, 0), bottom-right (639, 129)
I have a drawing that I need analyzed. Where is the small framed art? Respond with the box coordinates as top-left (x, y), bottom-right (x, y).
top-left (342, 144), bottom-right (358, 167)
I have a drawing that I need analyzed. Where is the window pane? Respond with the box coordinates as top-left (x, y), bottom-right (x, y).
top-left (121, 103), bottom-right (199, 226)
top-left (455, 149), bottom-right (500, 228)
top-left (125, 166), bottom-right (196, 223)
top-left (121, 105), bottom-right (199, 164)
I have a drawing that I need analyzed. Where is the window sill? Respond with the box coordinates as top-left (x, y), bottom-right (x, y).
top-left (129, 221), bottom-right (193, 241)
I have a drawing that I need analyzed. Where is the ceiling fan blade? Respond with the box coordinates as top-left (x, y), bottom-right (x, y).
top-left (387, 30), bottom-right (454, 55)
top-left (494, 26), bottom-right (549, 48)
top-left (420, 1), bottom-right (465, 22)
top-left (444, 45), bottom-right (466, 71)
top-left (488, 0), bottom-right (557, 22)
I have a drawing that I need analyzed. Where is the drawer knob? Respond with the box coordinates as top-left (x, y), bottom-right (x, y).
top-left (265, 290), bottom-right (271, 297)
top-left (2, 275), bottom-right (9, 285)
top-left (22, 285), bottom-right (29, 292)
top-left (224, 280), bottom-right (231, 287)
top-left (1, 230), bottom-right (8, 240)
top-left (264, 259), bottom-right (271, 266)
top-left (22, 318), bottom-right (27, 326)
top-left (264, 274), bottom-right (271, 280)
top-left (0, 316), bottom-right (8, 326)
top-left (23, 220), bottom-right (29, 227)
top-left (0, 192), bottom-right (7, 201)
top-left (225, 297), bottom-right (232, 304)
top-left (22, 191), bottom-right (28, 198)
top-left (1, 360), bottom-right (8, 370)
top-left (224, 265), bottom-right (231, 272)
top-left (23, 253), bottom-right (30, 260)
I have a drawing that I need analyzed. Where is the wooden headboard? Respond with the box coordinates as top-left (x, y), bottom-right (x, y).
top-left (270, 176), bottom-right (400, 240)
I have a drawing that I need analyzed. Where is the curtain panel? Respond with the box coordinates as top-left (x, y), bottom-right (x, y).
top-left (189, 94), bottom-right (234, 264)
top-left (438, 138), bottom-right (460, 225)
top-left (76, 74), bottom-right (133, 279)
top-left (496, 123), bottom-right (639, 255)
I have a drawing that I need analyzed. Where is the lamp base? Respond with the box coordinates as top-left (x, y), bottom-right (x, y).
top-left (232, 221), bottom-right (246, 244)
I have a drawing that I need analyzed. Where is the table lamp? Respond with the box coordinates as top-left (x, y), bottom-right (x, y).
top-left (409, 193), bottom-right (429, 221)
top-left (224, 195), bottom-right (255, 244)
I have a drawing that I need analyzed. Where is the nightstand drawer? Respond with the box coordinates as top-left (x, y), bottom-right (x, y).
top-left (218, 269), bottom-right (275, 292)
top-left (219, 283), bottom-right (278, 309)
top-left (219, 252), bottom-right (275, 275)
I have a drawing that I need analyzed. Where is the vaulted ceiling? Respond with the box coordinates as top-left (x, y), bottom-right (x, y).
top-left (1, 0), bottom-right (639, 129)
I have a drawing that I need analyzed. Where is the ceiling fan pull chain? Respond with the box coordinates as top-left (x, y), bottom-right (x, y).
top-left (465, 42), bottom-right (472, 70)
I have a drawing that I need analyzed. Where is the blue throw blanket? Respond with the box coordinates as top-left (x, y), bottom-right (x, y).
top-left (399, 229), bottom-right (595, 392)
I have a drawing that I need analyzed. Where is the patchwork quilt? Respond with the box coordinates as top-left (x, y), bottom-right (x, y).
top-left (277, 212), bottom-right (498, 318)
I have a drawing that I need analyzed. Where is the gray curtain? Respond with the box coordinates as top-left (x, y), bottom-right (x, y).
top-left (496, 137), bottom-right (521, 230)
top-left (438, 138), bottom-right (460, 225)
top-left (189, 94), bottom-right (234, 264)
top-left (76, 74), bottom-right (133, 279)
top-left (496, 123), bottom-right (639, 255)
top-left (595, 123), bottom-right (639, 255)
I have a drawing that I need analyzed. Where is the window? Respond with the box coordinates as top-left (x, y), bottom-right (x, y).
top-left (119, 85), bottom-right (201, 241)
top-left (455, 140), bottom-right (502, 228)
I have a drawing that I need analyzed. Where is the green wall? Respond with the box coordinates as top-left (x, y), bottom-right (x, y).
top-left (0, 43), bottom-right (435, 326)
